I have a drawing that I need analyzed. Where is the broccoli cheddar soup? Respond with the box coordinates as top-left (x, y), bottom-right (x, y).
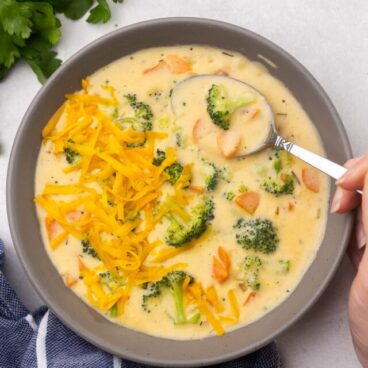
top-left (35, 46), bottom-right (329, 339)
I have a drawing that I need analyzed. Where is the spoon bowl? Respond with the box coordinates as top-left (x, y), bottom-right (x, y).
top-left (172, 74), bottom-right (351, 182)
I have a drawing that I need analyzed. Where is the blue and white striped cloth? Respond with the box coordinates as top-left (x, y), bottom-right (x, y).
top-left (0, 239), bottom-right (281, 368)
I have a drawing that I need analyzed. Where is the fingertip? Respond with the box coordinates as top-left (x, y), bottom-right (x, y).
top-left (337, 156), bottom-right (364, 186)
top-left (331, 186), bottom-right (360, 214)
top-left (330, 186), bottom-right (343, 213)
top-left (337, 156), bottom-right (368, 191)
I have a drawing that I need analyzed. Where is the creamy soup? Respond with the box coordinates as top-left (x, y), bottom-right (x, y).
top-left (171, 74), bottom-right (273, 156)
top-left (35, 46), bottom-right (329, 340)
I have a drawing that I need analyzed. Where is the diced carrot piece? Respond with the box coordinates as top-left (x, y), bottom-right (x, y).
top-left (302, 168), bottom-right (320, 193)
top-left (192, 118), bottom-right (207, 143)
top-left (45, 218), bottom-right (54, 239)
top-left (245, 107), bottom-right (260, 120)
top-left (235, 192), bottom-right (260, 214)
top-left (63, 274), bottom-right (78, 287)
top-left (45, 217), bottom-right (63, 241)
top-left (218, 246), bottom-right (231, 270)
top-left (214, 69), bottom-right (229, 76)
top-left (66, 210), bottom-right (81, 222)
top-left (213, 246), bottom-right (231, 283)
top-left (243, 291), bottom-right (256, 305)
top-left (166, 55), bottom-right (192, 74)
top-left (50, 231), bottom-right (67, 250)
top-left (143, 60), bottom-right (170, 74)
top-left (213, 256), bottom-right (228, 283)
top-left (217, 131), bottom-right (241, 158)
top-left (189, 185), bottom-right (205, 194)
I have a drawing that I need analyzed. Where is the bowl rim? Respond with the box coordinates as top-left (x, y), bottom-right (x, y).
top-left (7, 17), bottom-right (354, 367)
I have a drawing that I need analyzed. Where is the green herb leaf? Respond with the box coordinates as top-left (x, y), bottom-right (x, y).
top-left (21, 36), bottom-right (62, 84)
top-left (0, 25), bottom-right (21, 68)
top-left (0, 65), bottom-right (9, 80)
top-left (27, 2), bottom-right (61, 45)
top-left (0, 0), bottom-right (124, 83)
top-left (0, 0), bottom-right (33, 39)
top-left (43, 0), bottom-right (95, 20)
top-left (87, 0), bottom-right (111, 24)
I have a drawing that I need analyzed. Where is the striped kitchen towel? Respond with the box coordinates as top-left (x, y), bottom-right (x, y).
top-left (0, 239), bottom-right (281, 368)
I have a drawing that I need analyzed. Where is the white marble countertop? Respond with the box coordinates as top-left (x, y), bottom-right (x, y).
top-left (0, 1), bottom-right (366, 366)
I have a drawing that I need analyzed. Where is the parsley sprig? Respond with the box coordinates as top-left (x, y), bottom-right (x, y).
top-left (0, 0), bottom-right (124, 83)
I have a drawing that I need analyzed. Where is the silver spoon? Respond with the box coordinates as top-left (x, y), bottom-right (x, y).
top-left (171, 75), bottom-right (360, 193)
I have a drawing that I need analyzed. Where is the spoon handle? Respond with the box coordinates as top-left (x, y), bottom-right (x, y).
top-left (274, 136), bottom-right (362, 194)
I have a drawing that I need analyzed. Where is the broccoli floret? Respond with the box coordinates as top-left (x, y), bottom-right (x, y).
top-left (233, 218), bottom-right (279, 254)
top-left (125, 138), bottom-right (147, 148)
top-left (175, 132), bottom-right (182, 147)
top-left (142, 271), bottom-right (199, 324)
top-left (98, 271), bottom-right (123, 293)
top-left (206, 84), bottom-right (254, 130)
top-left (64, 147), bottom-right (79, 164)
top-left (224, 191), bottom-right (235, 201)
top-left (152, 149), bottom-right (184, 185)
top-left (110, 303), bottom-right (118, 317)
top-left (166, 196), bottom-right (215, 247)
top-left (261, 151), bottom-right (295, 196)
top-left (204, 162), bottom-right (219, 192)
top-left (273, 157), bottom-right (283, 174)
top-left (165, 162), bottom-right (184, 185)
top-left (125, 94), bottom-right (153, 132)
top-left (262, 174), bottom-right (295, 196)
top-left (81, 240), bottom-right (99, 259)
top-left (99, 271), bottom-right (112, 281)
top-left (242, 255), bottom-right (263, 290)
top-left (239, 184), bottom-right (248, 193)
top-left (152, 149), bottom-right (166, 166)
top-left (276, 259), bottom-right (290, 274)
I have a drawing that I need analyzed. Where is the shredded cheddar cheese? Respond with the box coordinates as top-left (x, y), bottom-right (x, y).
top-left (36, 81), bottom-right (190, 317)
top-left (188, 282), bottom-right (225, 336)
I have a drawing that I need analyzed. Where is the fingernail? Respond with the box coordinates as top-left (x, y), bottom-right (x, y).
top-left (330, 187), bottom-right (343, 213)
top-left (356, 223), bottom-right (366, 249)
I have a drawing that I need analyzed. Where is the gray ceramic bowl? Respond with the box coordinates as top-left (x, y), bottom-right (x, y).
top-left (7, 17), bottom-right (353, 367)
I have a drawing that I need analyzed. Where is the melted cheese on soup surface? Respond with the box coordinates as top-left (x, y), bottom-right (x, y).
top-left (35, 46), bottom-right (329, 339)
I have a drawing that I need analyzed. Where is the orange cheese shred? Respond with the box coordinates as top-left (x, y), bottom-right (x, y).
top-left (188, 282), bottom-right (225, 336)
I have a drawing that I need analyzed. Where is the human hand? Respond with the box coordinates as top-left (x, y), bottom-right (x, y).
top-left (331, 156), bottom-right (368, 367)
